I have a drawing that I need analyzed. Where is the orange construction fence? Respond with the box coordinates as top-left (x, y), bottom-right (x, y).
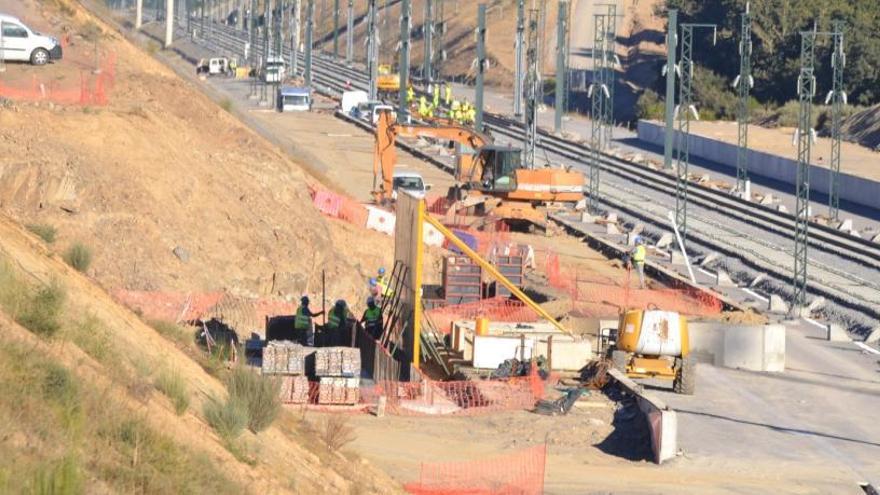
top-left (425, 297), bottom-right (538, 335)
top-left (0, 52), bottom-right (117, 106)
top-left (544, 250), bottom-right (723, 317)
top-left (404, 444), bottom-right (547, 495)
top-left (309, 185), bottom-right (370, 228)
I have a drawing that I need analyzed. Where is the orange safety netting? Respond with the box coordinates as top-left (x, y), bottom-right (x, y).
top-left (112, 290), bottom-right (297, 324)
top-left (0, 52), bottom-right (117, 106)
top-left (544, 251), bottom-right (723, 317)
top-left (425, 297), bottom-right (538, 335)
top-left (309, 185), bottom-right (369, 227)
top-left (404, 444), bottom-right (547, 495)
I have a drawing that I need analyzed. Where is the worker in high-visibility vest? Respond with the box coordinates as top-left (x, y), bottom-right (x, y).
top-left (418, 95), bottom-right (429, 118)
top-left (427, 102), bottom-right (435, 119)
top-left (407, 85), bottom-right (415, 103)
top-left (451, 100), bottom-right (461, 123)
top-left (433, 84), bottom-right (441, 108)
top-left (467, 105), bottom-right (476, 125)
top-left (629, 237), bottom-right (648, 289)
top-left (326, 299), bottom-right (354, 346)
top-left (294, 296), bottom-right (323, 345)
top-left (360, 296), bottom-right (384, 340)
top-left (444, 83), bottom-right (453, 106)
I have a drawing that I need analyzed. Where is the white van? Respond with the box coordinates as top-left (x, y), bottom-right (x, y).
top-left (0, 14), bottom-right (62, 65)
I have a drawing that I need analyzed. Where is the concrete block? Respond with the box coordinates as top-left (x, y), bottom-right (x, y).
top-left (575, 198), bottom-right (587, 211)
top-left (836, 218), bottom-right (853, 232)
top-left (697, 174), bottom-right (711, 183)
top-left (776, 204), bottom-right (789, 213)
top-left (605, 213), bottom-right (618, 223)
top-left (850, 230), bottom-right (862, 238)
top-left (606, 223), bottom-right (622, 235)
top-left (631, 223), bottom-right (645, 236)
top-left (826, 324), bottom-right (850, 342)
top-left (580, 212), bottom-right (598, 224)
top-left (807, 297), bottom-right (826, 313)
top-left (715, 269), bottom-right (736, 288)
top-left (758, 194), bottom-right (774, 205)
top-left (721, 324), bottom-right (785, 372)
top-left (865, 327), bottom-right (880, 344)
top-left (656, 233), bottom-right (674, 249)
top-left (761, 325), bottom-right (786, 372)
top-left (536, 339), bottom-right (592, 371)
top-left (768, 294), bottom-right (789, 314)
top-left (872, 233), bottom-right (880, 244)
top-left (670, 250), bottom-right (686, 265)
top-left (472, 335), bottom-right (534, 369)
top-left (700, 252), bottom-right (720, 267)
top-left (632, 153), bottom-right (646, 164)
top-left (749, 273), bottom-right (765, 288)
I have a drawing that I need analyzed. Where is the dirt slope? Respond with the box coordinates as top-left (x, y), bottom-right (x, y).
top-left (0, 0), bottom-right (393, 307)
top-left (0, 211), bottom-right (402, 493)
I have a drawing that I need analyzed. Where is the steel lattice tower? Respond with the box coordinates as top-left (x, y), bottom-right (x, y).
top-left (524, 9), bottom-right (539, 170)
top-left (793, 28), bottom-right (817, 308)
top-left (588, 13), bottom-right (608, 213)
top-left (603, 3), bottom-right (617, 146)
top-left (513, 0), bottom-right (525, 118)
top-left (828, 21), bottom-right (846, 220)
top-left (674, 23), bottom-right (716, 246)
top-left (735, 7), bottom-right (752, 194)
top-left (662, 9), bottom-right (677, 171)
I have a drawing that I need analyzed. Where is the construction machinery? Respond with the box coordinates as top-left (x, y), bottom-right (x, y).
top-left (607, 309), bottom-right (695, 395)
top-left (377, 64), bottom-right (401, 97)
top-left (373, 109), bottom-right (584, 228)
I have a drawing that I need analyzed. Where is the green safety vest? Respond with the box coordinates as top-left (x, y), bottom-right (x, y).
top-left (294, 306), bottom-right (311, 330)
top-left (633, 245), bottom-right (647, 264)
top-left (364, 306), bottom-right (381, 326)
top-left (327, 308), bottom-right (344, 330)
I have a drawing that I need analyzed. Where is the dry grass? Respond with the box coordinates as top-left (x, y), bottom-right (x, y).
top-left (225, 366), bottom-right (281, 433)
top-left (155, 369), bottom-right (190, 416)
top-left (63, 243), bottom-right (92, 273)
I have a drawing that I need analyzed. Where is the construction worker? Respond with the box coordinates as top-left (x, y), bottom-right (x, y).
top-left (427, 102), bottom-right (435, 119)
top-left (451, 100), bottom-right (461, 123)
top-left (294, 296), bottom-right (324, 345)
top-left (467, 104), bottom-right (476, 125)
top-left (433, 84), bottom-right (441, 108)
top-left (361, 296), bottom-right (383, 340)
top-left (444, 83), bottom-right (452, 106)
top-left (326, 299), bottom-right (354, 346)
top-left (418, 95), bottom-right (429, 118)
top-left (629, 237), bottom-right (647, 289)
top-left (407, 84), bottom-right (415, 104)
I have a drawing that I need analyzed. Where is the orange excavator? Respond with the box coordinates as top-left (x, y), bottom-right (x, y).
top-left (373, 109), bottom-right (585, 229)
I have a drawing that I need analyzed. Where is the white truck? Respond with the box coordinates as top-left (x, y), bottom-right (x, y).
top-left (262, 55), bottom-right (285, 83)
top-left (0, 14), bottom-right (62, 65)
top-left (391, 170), bottom-right (430, 200)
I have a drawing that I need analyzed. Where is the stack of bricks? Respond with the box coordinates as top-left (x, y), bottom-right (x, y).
top-left (262, 341), bottom-right (313, 404)
top-left (314, 347), bottom-right (361, 405)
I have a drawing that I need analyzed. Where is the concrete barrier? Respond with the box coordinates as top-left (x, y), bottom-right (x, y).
top-left (688, 322), bottom-right (786, 372)
top-left (453, 321), bottom-right (593, 371)
top-left (608, 368), bottom-right (678, 464)
top-left (637, 120), bottom-right (880, 210)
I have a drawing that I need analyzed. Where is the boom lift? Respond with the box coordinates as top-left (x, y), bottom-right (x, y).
top-left (373, 109), bottom-right (585, 228)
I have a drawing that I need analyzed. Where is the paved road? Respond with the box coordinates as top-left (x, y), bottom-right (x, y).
top-left (657, 321), bottom-right (880, 492)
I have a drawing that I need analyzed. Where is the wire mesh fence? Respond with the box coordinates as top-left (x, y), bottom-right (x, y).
top-left (0, 52), bottom-right (117, 106)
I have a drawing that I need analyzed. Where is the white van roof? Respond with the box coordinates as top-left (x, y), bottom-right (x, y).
top-left (0, 14), bottom-right (24, 23)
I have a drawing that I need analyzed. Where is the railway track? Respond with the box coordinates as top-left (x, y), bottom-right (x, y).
top-left (181, 19), bottom-right (880, 328)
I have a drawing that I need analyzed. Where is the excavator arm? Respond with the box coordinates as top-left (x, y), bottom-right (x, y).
top-left (373, 109), bottom-right (492, 203)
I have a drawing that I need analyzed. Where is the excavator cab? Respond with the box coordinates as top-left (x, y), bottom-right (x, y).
top-left (473, 146), bottom-right (522, 193)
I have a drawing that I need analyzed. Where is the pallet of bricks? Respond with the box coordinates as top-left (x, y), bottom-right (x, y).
top-left (262, 341), bottom-right (312, 404)
top-left (315, 347), bottom-right (361, 406)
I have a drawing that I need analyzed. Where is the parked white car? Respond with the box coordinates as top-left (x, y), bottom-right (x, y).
top-left (0, 14), bottom-right (62, 65)
top-left (391, 170), bottom-right (430, 200)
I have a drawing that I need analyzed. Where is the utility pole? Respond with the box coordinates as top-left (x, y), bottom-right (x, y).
top-left (603, 3), bottom-right (617, 146)
top-left (662, 9), bottom-right (677, 171)
top-left (423, 0), bottom-right (434, 83)
top-left (735, 4), bottom-right (753, 196)
top-left (827, 20), bottom-right (846, 220)
top-left (436, 0), bottom-right (445, 81)
top-left (554, 0), bottom-right (568, 133)
top-left (524, 8), bottom-right (539, 170)
top-left (333, 0), bottom-right (340, 57)
top-left (674, 23), bottom-right (717, 246)
top-left (792, 26), bottom-right (818, 309)
top-left (346, 0), bottom-right (353, 63)
top-left (475, 3), bottom-right (487, 132)
top-left (292, 0), bottom-right (301, 76)
top-left (260, 0), bottom-right (270, 106)
top-left (589, 12), bottom-right (608, 213)
top-left (513, 0), bottom-right (525, 117)
top-left (135, 0), bottom-right (143, 29)
top-left (367, 0), bottom-right (378, 100)
top-left (399, 0), bottom-right (411, 121)
top-left (305, 0), bottom-right (314, 86)
top-left (164, 0), bottom-right (175, 47)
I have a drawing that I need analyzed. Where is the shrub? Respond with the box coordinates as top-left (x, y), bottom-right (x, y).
top-left (204, 395), bottom-right (248, 441)
top-left (225, 367), bottom-right (281, 433)
top-left (69, 315), bottom-right (113, 362)
top-left (31, 455), bottom-right (83, 495)
top-left (219, 98), bottom-right (234, 112)
top-left (18, 283), bottom-right (65, 337)
top-left (26, 223), bottom-right (57, 244)
top-left (155, 370), bottom-right (190, 416)
top-left (63, 243), bottom-right (92, 273)
top-left (636, 90), bottom-right (664, 120)
top-left (319, 415), bottom-right (357, 452)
